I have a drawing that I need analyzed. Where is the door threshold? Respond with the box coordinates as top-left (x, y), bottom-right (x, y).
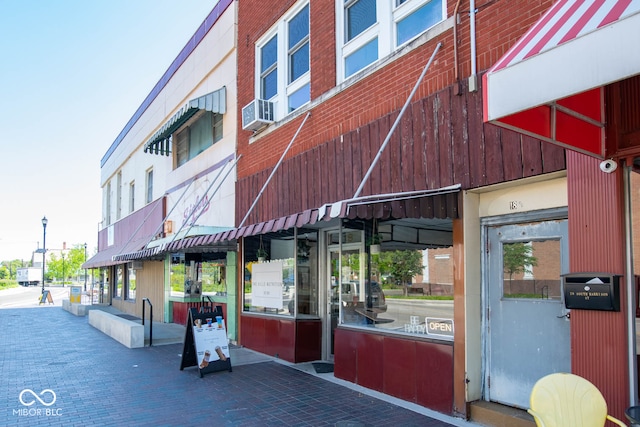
top-left (469, 401), bottom-right (535, 427)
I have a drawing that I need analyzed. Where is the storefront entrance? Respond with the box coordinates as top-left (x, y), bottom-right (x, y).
top-left (484, 213), bottom-right (571, 409)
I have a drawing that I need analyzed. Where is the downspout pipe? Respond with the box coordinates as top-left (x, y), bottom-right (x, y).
top-left (469, 0), bottom-right (478, 92)
top-left (624, 162), bottom-right (638, 405)
top-left (453, 0), bottom-right (462, 93)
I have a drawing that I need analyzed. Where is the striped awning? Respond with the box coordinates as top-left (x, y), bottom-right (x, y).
top-left (483, 0), bottom-right (640, 158)
top-left (143, 87), bottom-right (226, 156)
top-left (114, 186), bottom-right (460, 259)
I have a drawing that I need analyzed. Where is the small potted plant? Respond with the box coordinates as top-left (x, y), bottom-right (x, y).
top-left (257, 247), bottom-right (268, 262)
top-left (369, 233), bottom-right (383, 254)
top-left (257, 236), bottom-right (268, 261)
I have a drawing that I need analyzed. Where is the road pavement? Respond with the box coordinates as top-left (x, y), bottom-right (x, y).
top-left (0, 285), bottom-right (69, 308)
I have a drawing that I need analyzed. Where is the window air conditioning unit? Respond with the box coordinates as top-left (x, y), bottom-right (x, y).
top-left (242, 99), bottom-right (274, 131)
top-left (132, 261), bottom-right (143, 270)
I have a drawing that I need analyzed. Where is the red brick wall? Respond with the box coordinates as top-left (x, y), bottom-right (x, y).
top-left (236, 0), bottom-right (557, 181)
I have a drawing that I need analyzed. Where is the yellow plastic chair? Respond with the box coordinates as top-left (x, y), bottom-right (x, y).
top-left (528, 373), bottom-right (626, 427)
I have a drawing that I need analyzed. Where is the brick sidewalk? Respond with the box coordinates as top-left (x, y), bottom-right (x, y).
top-left (0, 307), bottom-right (466, 426)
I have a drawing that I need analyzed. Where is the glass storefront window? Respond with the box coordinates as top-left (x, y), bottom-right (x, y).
top-left (338, 221), bottom-right (454, 341)
top-left (170, 254), bottom-right (186, 297)
top-left (170, 253), bottom-right (227, 297)
top-left (127, 264), bottom-right (136, 300)
top-left (243, 230), bottom-right (318, 317)
top-left (201, 260), bottom-right (227, 296)
top-left (115, 265), bottom-right (123, 298)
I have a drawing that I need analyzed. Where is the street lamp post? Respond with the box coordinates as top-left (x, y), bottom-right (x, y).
top-left (84, 243), bottom-right (87, 291)
top-left (41, 216), bottom-right (48, 295)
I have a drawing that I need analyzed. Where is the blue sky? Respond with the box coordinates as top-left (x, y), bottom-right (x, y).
top-left (0, 1), bottom-right (217, 262)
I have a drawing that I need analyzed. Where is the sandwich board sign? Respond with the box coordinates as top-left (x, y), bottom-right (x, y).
top-left (70, 287), bottom-right (82, 304)
top-left (39, 290), bottom-right (54, 305)
top-left (180, 306), bottom-right (232, 377)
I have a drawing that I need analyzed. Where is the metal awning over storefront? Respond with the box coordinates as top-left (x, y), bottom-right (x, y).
top-left (112, 186), bottom-right (460, 259)
top-left (231, 185), bottom-right (460, 240)
top-left (143, 87), bottom-right (227, 156)
top-left (83, 236), bottom-right (155, 269)
top-left (483, 0), bottom-right (640, 158)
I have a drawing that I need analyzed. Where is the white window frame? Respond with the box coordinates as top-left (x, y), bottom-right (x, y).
top-left (145, 168), bottom-right (154, 204)
top-left (129, 181), bottom-right (135, 214)
top-left (336, 0), bottom-right (445, 82)
top-left (116, 171), bottom-right (122, 221)
top-left (105, 181), bottom-right (112, 226)
top-left (254, 0), bottom-right (310, 121)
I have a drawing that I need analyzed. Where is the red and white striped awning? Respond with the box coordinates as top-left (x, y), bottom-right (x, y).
top-left (483, 0), bottom-right (640, 158)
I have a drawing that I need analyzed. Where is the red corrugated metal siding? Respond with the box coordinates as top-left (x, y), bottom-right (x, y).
top-left (567, 151), bottom-right (628, 421)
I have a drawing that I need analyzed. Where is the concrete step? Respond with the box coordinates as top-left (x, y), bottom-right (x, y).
top-left (469, 401), bottom-right (535, 427)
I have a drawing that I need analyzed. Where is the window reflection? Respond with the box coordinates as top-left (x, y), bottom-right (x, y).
top-left (243, 231), bottom-right (318, 317)
top-left (502, 240), bottom-right (561, 300)
top-left (339, 222), bottom-right (454, 341)
top-left (170, 253), bottom-right (227, 297)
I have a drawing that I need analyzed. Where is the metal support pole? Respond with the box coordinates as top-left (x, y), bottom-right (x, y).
top-left (353, 42), bottom-right (442, 198)
top-left (84, 243), bottom-right (87, 291)
top-left (239, 111), bottom-right (311, 228)
top-left (41, 216), bottom-right (47, 294)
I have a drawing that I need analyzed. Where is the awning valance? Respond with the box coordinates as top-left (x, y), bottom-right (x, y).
top-left (119, 186), bottom-right (460, 258)
top-left (82, 236), bottom-right (154, 269)
top-left (143, 87), bottom-right (227, 156)
top-left (483, 0), bottom-right (640, 158)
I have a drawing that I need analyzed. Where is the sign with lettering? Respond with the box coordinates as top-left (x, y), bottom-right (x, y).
top-left (251, 261), bottom-right (284, 309)
top-left (180, 307), bottom-right (232, 377)
top-left (563, 273), bottom-right (620, 311)
top-left (426, 317), bottom-right (454, 338)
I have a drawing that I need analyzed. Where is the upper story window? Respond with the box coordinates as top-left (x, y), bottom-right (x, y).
top-left (175, 111), bottom-right (223, 168)
top-left (338, 0), bottom-right (445, 80)
top-left (256, 1), bottom-right (310, 121)
top-left (129, 181), bottom-right (135, 214)
top-left (145, 168), bottom-right (153, 204)
top-left (106, 181), bottom-right (112, 225)
top-left (116, 171), bottom-right (122, 221)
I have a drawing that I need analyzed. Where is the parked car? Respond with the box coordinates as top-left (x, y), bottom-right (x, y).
top-left (342, 280), bottom-right (387, 313)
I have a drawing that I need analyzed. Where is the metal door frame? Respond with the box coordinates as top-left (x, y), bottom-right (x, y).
top-left (322, 227), bottom-right (364, 361)
top-left (480, 207), bottom-right (569, 403)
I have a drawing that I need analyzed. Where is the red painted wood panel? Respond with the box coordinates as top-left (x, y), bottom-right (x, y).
top-left (334, 328), bottom-right (454, 415)
top-left (334, 328), bottom-right (357, 382)
top-left (240, 315), bottom-right (314, 363)
top-left (295, 320), bottom-right (322, 362)
top-left (357, 333), bottom-right (384, 392)
top-left (172, 302), bottom-right (227, 326)
top-left (383, 337), bottom-right (417, 402)
top-left (416, 340), bottom-right (454, 413)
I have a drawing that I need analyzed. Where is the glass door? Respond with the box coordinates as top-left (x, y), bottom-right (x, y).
top-left (325, 229), bottom-right (363, 359)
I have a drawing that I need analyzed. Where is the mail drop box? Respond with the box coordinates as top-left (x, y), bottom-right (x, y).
top-left (563, 273), bottom-right (620, 311)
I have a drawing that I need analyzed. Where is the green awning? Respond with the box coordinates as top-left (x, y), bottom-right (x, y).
top-left (143, 86), bottom-right (226, 156)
